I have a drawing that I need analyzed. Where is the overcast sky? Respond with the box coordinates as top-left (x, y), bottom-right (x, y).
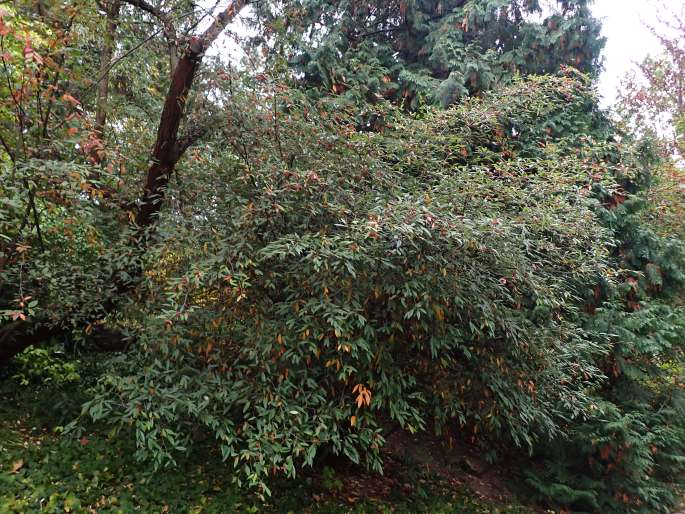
top-left (593, 0), bottom-right (660, 105)
top-left (593, 0), bottom-right (669, 107)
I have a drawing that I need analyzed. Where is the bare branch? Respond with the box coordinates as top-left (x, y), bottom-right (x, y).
top-left (123, 0), bottom-right (179, 69)
top-left (173, 123), bottom-right (209, 161)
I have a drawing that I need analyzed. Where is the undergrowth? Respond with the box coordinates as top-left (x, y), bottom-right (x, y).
top-left (0, 379), bottom-right (531, 514)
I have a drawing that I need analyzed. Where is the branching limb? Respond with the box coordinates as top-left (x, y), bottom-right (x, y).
top-left (173, 123), bottom-right (210, 161)
top-left (136, 0), bottom-right (249, 227)
top-left (123, 0), bottom-right (179, 69)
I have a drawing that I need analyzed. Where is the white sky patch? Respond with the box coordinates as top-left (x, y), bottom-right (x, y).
top-left (593, 0), bottom-right (671, 107)
top-left (199, 1), bottom-right (253, 65)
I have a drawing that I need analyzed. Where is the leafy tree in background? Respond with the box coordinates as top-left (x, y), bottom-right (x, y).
top-left (258, 0), bottom-right (605, 109)
top-left (0, 0), bottom-right (250, 363)
top-left (617, 2), bottom-right (685, 162)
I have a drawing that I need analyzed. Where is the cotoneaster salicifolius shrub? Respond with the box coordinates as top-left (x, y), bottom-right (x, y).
top-left (80, 72), bottom-right (618, 494)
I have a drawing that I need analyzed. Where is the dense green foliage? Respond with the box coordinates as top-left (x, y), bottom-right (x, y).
top-left (259, 0), bottom-right (604, 108)
top-left (76, 73), bottom-right (616, 494)
top-left (1, 2), bottom-right (684, 513)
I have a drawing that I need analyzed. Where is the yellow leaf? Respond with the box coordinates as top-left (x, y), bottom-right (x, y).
top-left (10, 459), bottom-right (23, 474)
top-left (432, 304), bottom-right (445, 321)
top-left (350, 415), bottom-right (357, 427)
top-left (353, 384), bottom-right (372, 408)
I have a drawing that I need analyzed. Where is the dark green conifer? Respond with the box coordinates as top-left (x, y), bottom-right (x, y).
top-left (265, 0), bottom-right (604, 108)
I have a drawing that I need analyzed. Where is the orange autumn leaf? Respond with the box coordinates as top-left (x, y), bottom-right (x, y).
top-left (352, 384), bottom-right (371, 408)
top-left (62, 93), bottom-right (80, 106)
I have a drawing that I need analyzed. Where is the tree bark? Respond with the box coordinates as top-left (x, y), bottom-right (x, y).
top-left (135, 43), bottom-right (201, 227)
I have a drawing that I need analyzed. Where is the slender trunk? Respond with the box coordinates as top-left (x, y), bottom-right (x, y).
top-left (135, 43), bottom-right (201, 227)
top-left (95, 0), bottom-right (121, 138)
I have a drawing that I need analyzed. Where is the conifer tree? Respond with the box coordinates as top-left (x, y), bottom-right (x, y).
top-left (263, 0), bottom-right (605, 108)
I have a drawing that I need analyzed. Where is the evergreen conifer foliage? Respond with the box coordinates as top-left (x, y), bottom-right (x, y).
top-left (525, 132), bottom-right (685, 514)
top-left (268, 0), bottom-right (604, 108)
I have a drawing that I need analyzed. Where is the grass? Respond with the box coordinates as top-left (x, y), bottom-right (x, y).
top-left (0, 374), bottom-right (533, 514)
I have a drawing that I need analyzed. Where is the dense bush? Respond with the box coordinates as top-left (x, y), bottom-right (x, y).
top-left (79, 73), bottom-right (628, 496)
top-left (0, 8), bottom-right (132, 343)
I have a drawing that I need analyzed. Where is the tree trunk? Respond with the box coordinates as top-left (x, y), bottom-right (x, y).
top-left (135, 41), bottom-right (201, 227)
top-left (95, 0), bottom-right (121, 137)
top-left (136, 0), bottom-right (248, 225)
